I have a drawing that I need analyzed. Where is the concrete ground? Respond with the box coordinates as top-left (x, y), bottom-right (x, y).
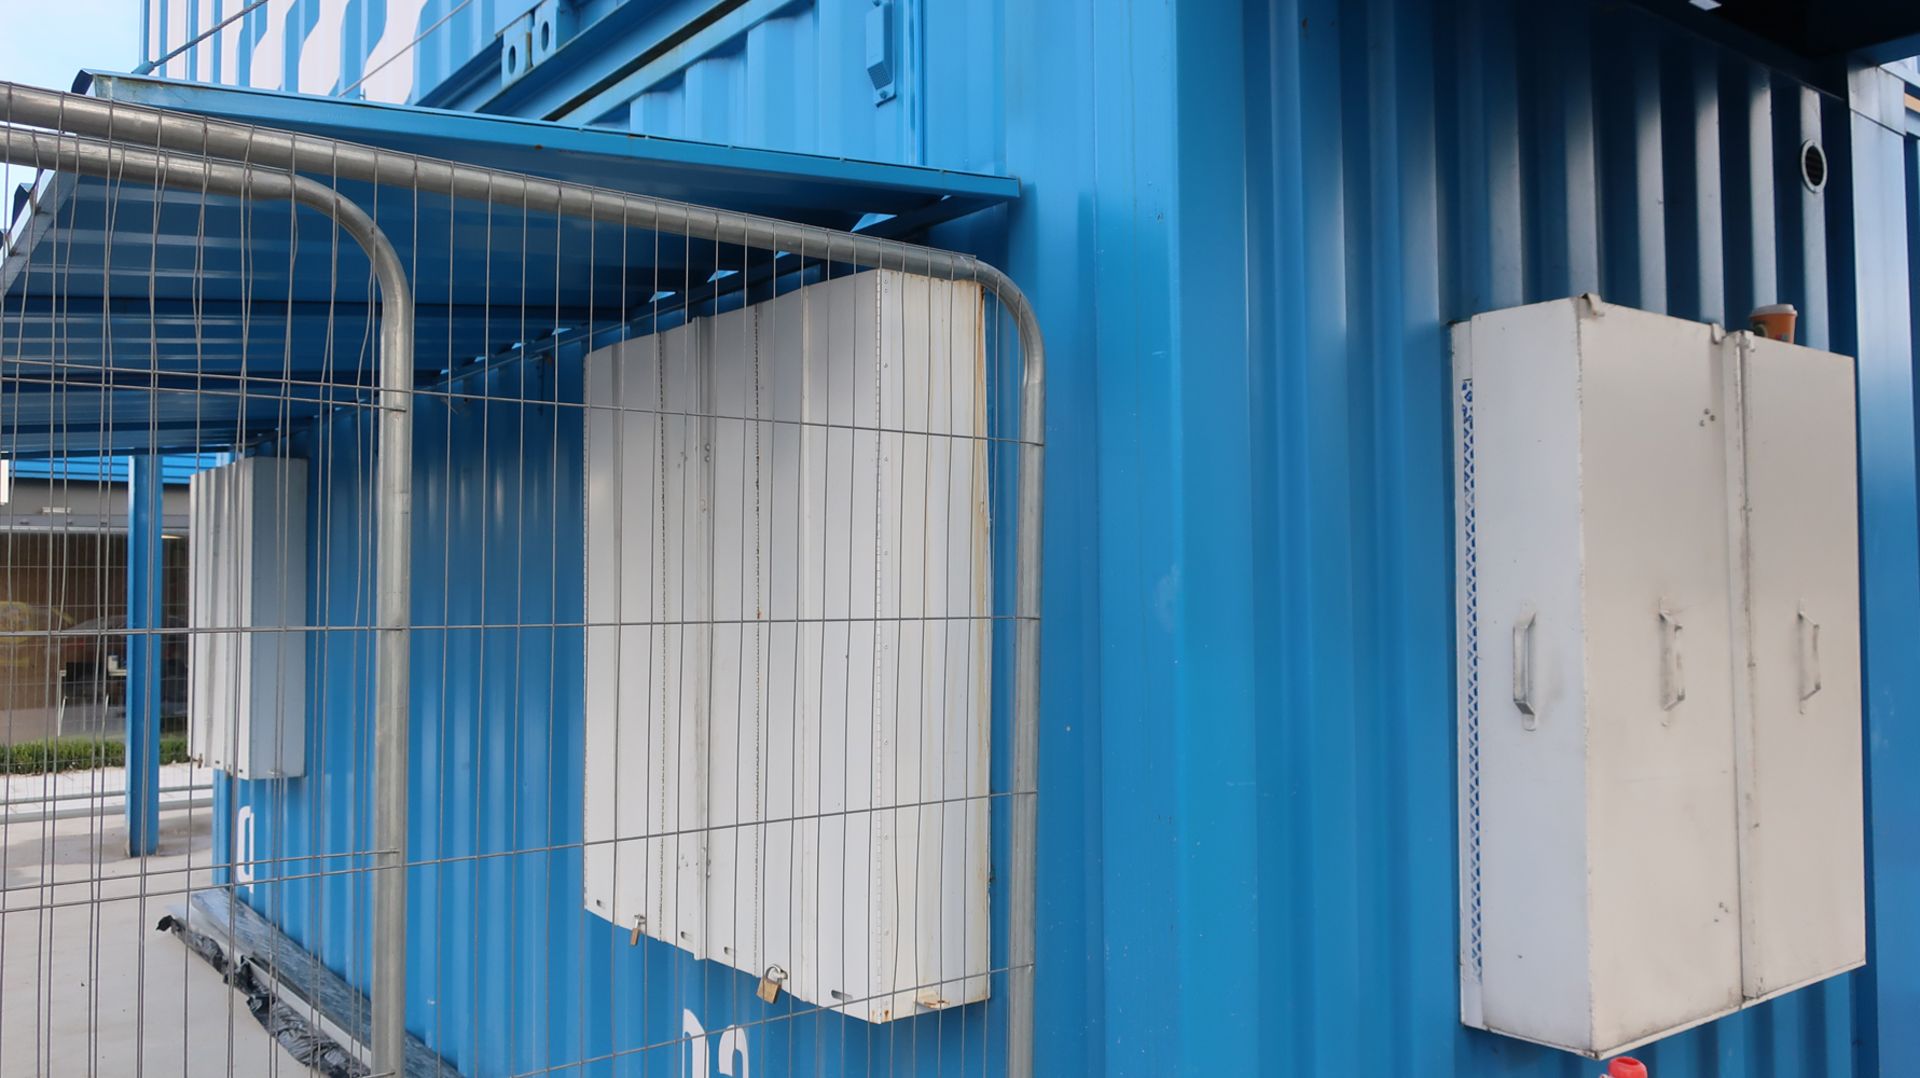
top-left (0, 783), bottom-right (309, 1076)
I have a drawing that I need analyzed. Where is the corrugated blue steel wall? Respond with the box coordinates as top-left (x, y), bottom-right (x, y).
top-left (153, 0), bottom-right (1920, 1074)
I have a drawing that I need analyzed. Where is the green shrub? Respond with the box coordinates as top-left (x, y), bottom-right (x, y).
top-left (1, 735), bottom-right (191, 775)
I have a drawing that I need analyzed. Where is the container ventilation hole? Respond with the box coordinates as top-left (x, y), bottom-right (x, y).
top-left (1801, 140), bottom-right (1827, 193)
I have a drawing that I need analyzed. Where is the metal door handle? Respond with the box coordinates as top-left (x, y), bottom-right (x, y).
top-left (1659, 606), bottom-right (1685, 713)
top-left (1513, 611), bottom-right (1537, 730)
top-left (1798, 607), bottom-right (1822, 710)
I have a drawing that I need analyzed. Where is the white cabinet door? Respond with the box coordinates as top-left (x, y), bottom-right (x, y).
top-left (1734, 335), bottom-right (1866, 998)
top-left (1576, 309), bottom-right (1744, 1050)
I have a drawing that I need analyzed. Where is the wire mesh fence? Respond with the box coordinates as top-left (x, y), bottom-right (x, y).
top-left (0, 82), bottom-right (1040, 1078)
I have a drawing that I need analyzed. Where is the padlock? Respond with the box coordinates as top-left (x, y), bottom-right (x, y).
top-left (757, 964), bottom-right (789, 1004)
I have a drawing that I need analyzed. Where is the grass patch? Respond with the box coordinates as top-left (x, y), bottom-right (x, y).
top-left (1, 735), bottom-right (191, 775)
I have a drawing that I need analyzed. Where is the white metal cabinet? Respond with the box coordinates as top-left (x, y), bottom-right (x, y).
top-left (1731, 334), bottom-right (1866, 999)
top-left (1455, 297), bottom-right (1864, 1058)
top-left (187, 457), bottom-right (308, 779)
top-left (583, 269), bottom-right (991, 1023)
top-left (1455, 298), bottom-right (1742, 1057)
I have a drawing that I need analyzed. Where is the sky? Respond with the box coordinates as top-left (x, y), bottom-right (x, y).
top-left (0, 0), bottom-right (144, 94)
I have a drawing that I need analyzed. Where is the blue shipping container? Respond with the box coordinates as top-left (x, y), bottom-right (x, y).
top-left (103, 0), bottom-right (1920, 1074)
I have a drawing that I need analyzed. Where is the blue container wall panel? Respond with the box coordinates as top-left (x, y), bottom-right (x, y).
top-left (1844, 72), bottom-right (1920, 1075)
top-left (222, 342), bottom-right (1018, 1076)
top-left (613, 1), bottom-right (1002, 173)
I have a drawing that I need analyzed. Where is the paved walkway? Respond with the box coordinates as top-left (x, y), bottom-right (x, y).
top-left (0, 788), bottom-right (309, 1076)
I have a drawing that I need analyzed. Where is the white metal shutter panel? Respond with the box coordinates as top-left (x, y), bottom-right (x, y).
top-left (583, 268), bottom-right (992, 1022)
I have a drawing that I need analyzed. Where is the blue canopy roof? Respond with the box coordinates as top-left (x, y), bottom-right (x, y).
top-left (83, 74), bottom-right (1018, 231)
top-left (0, 75), bottom-right (1019, 460)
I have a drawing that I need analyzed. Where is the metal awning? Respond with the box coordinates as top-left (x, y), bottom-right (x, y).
top-left (1, 76), bottom-right (1020, 459)
top-left (84, 73), bottom-right (1018, 233)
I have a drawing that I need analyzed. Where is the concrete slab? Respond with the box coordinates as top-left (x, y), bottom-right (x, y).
top-left (0, 798), bottom-right (310, 1076)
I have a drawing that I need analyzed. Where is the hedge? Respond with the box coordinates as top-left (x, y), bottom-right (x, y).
top-left (1, 735), bottom-right (191, 775)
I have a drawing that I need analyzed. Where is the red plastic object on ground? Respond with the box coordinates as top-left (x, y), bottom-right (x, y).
top-left (1607, 1059), bottom-right (1648, 1078)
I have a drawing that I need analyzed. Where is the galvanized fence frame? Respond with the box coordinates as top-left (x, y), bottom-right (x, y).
top-left (0, 80), bottom-right (1042, 1078)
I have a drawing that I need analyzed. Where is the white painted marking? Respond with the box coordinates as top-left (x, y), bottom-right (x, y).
top-left (358, 0), bottom-right (432, 103)
top-left (297, 0), bottom-right (351, 95)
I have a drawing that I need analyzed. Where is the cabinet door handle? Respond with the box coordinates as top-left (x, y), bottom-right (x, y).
top-left (1512, 611), bottom-right (1537, 730)
top-left (1798, 607), bottom-right (1822, 711)
top-left (1659, 606), bottom-right (1685, 713)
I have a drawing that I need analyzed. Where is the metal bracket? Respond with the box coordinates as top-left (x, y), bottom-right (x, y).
top-left (866, 0), bottom-right (896, 104)
top-left (531, 0), bottom-right (576, 67)
top-left (500, 13), bottom-right (534, 86)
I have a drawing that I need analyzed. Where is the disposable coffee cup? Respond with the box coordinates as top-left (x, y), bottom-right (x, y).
top-left (1750, 303), bottom-right (1797, 344)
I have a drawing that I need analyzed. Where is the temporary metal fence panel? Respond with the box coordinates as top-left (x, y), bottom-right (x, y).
top-left (0, 82), bottom-right (1041, 1078)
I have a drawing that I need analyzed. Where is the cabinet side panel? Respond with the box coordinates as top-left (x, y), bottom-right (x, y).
top-left (208, 465), bottom-right (235, 774)
top-left (1578, 309), bottom-right (1743, 1050)
top-left (580, 327), bottom-right (710, 958)
top-left (1738, 336), bottom-right (1866, 995)
top-left (1459, 300), bottom-right (1593, 1049)
top-left (188, 472), bottom-right (215, 764)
